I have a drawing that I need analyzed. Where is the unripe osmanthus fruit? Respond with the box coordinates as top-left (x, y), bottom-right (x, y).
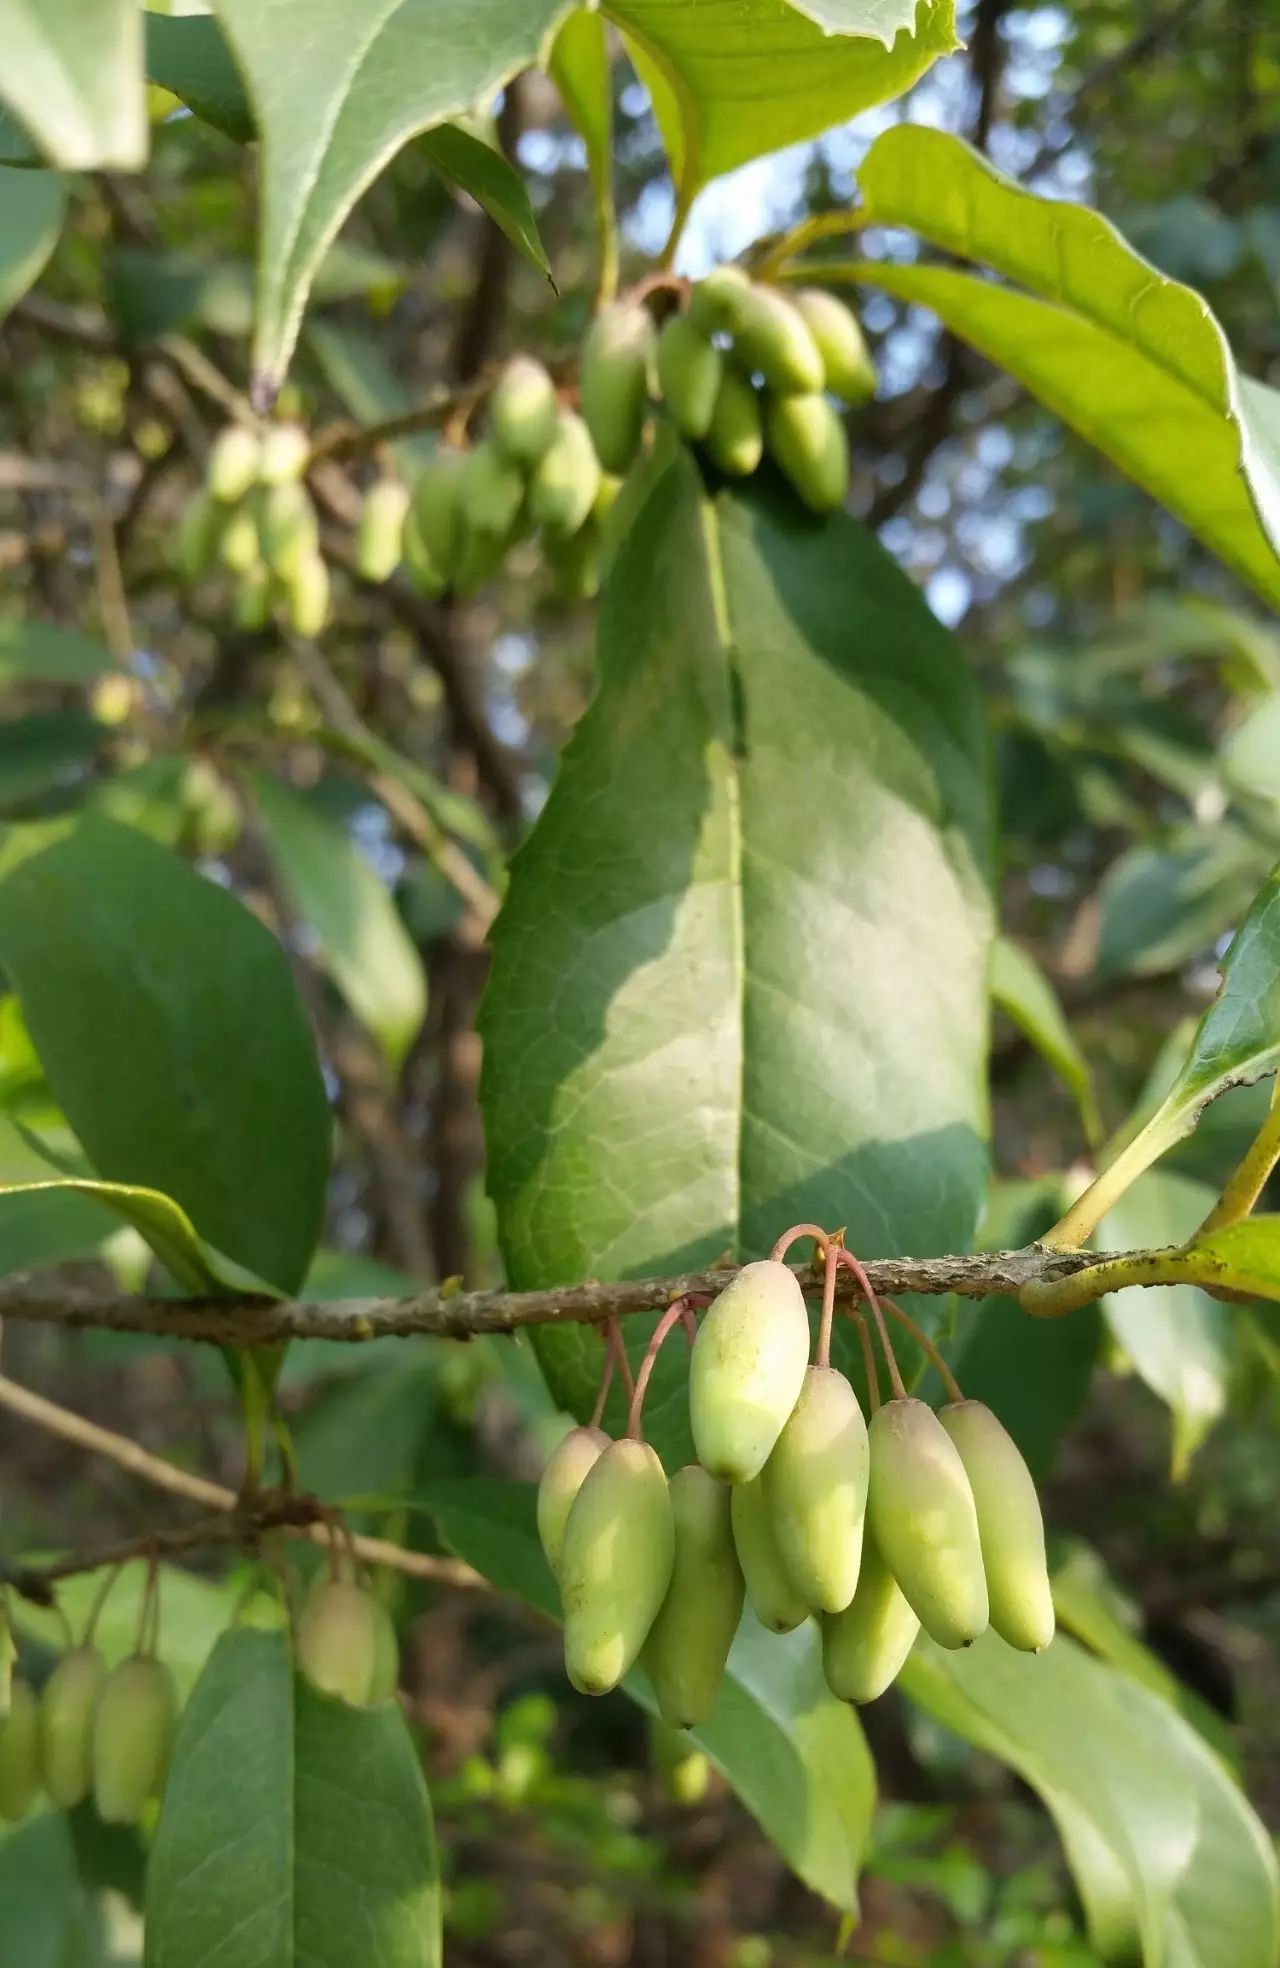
top-left (867, 1398), bottom-right (989, 1650)
top-left (537, 1424), bottom-right (609, 1576)
top-left (579, 300), bottom-right (654, 474)
top-left (206, 423), bottom-right (261, 503)
top-left (688, 263), bottom-right (751, 336)
top-left (821, 1535), bottom-right (920, 1704)
top-left (791, 288), bottom-right (877, 404)
top-left (643, 1465), bottom-right (744, 1729)
top-left (460, 440), bottom-right (525, 540)
top-left (655, 313), bottom-right (723, 440)
top-left (92, 1655), bottom-right (179, 1824)
top-left (763, 393), bottom-right (850, 514)
top-left (649, 1716), bottom-right (710, 1806)
top-left (559, 1438), bottom-right (674, 1696)
top-left (730, 1474), bottom-right (809, 1634)
top-left (0, 1679), bottom-right (40, 1822)
top-left (257, 421), bottom-right (310, 486)
top-left (296, 1577), bottom-right (379, 1705)
top-left (367, 1596), bottom-right (400, 1703)
top-left (763, 1365), bottom-right (868, 1613)
top-left (939, 1401), bottom-right (1055, 1653)
top-left (258, 480), bottom-right (320, 581)
top-left (725, 283), bottom-right (825, 394)
top-left (279, 549), bottom-right (330, 638)
top-left (544, 518), bottom-right (602, 603)
top-left (233, 564), bottom-right (272, 631)
top-left (704, 368), bottom-right (763, 478)
top-left (413, 443), bottom-right (468, 575)
top-left (489, 355), bottom-right (560, 467)
top-left (355, 477), bottom-right (410, 583)
top-left (527, 409), bottom-right (601, 538)
top-left (39, 1643), bottom-right (107, 1808)
top-left (689, 1259), bottom-right (809, 1483)
top-left (218, 502), bottom-right (261, 576)
top-left (173, 488), bottom-right (225, 581)
top-left (401, 506), bottom-right (447, 598)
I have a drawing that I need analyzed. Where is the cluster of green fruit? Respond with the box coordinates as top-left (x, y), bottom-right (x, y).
top-left (173, 420), bottom-right (330, 633)
top-left (292, 1564), bottom-right (399, 1707)
top-left (580, 270), bottom-right (875, 512)
top-left (538, 1260), bottom-right (1053, 1728)
top-left (0, 1638), bottom-right (178, 1826)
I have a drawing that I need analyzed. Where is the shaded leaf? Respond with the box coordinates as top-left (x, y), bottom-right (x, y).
top-left (0, 1814), bottom-right (103, 1968)
top-left (210, 0), bottom-right (573, 394)
top-left (251, 773), bottom-right (426, 1073)
top-left (548, 12), bottom-right (616, 291)
top-left (843, 126), bottom-right (1280, 608)
top-left (0, 168), bottom-right (62, 319)
top-left (0, 618), bottom-right (114, 687)
top-left (1101, 1171), bottom-right (1233, 1473)
top-left (145, 11), bottom-right (254, 144)
top-left (0, 0), bottom-right (145, 170)
top-left (146, 1626), bottom-right (441, 1968)
top-left (480, 449), bottom-right (992, 1465)
top-left (612, 0), bottom-right (957, 215)
top-left (991, 935), bottom-right (1100, 1144)
top-left (422, 1476), bottom-right (875, 1914)
top-left (0, 816), bottom-right (330, 1292)
top-left (0, 1176), bottom-right (274, 1293)
top-left (419, 123), bottom-right (549, 278)
top-left (0, 710), bottom-right (104, 813)
top-left (1094, 830), bottom-right (1272, 981)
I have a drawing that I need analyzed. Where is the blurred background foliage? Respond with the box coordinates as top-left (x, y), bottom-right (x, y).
top-left (1, 0), bottom-right (1279, 1961)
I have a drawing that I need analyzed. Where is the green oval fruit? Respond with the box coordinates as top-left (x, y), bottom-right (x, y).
top-left (643, 1465), bottom-right (744, 1729)
top-left (537, 1424), bottom-right (609, 1576)
top-left (173, 488), bottom-right (226, 581)
top-left (527, 410), bottom-right (601, 538)
top-left (401, 505), bottom-right (447, 597)
top-left (544, 518), bottom-right (602, 602)
top-left (206, 424), bottom-right (261, 503)
top-left (821, 1535), bottom-right (919, 1704)
top-left (727, 285), bottom-right (825, 393)
top-left (730, 1474), bottom-right (809, 1632)
top-left (92, 1655), bottom-right (178, 1824)
top-left (763, 393), bottom-right (849, 513)
top-left (413, 444), bottom-right (468, 575)
top-left (867, 1398), bottom-right (988, 1650)
top-left (258, 481), bottom-right (320, 580)
top-left (452, 515), bottom-right (516, 598)
top-left (368, 1597), bottom-right (400, 1703)
top-left (689, 1259), bottom-right (809, 1482)
top-left (655, 314), bottom-right (723, 439)
top-left (39, 1644), bottom-right (107, 1809)
top-left (0, 1680), bottom-right (40, 1822)
top-left (257, 422), bottom-right (310, 486)
top-left (649, 1716), bottom-right (710, 1805)
top-left (792, 288), bottom-right (877, 404)
top-left (279, 549), bottom-right (330, 637)
top-left (939, 1401), bottom-right (1054, 1653)
top-left (763, 1365), bottom-right (868, 1613)
top-left (579, 300), bottom-right (654, 474)
top-left (593, 471), bottom-right (622, 522)
top-left (489, 355), bottom-right (560, 467)
top-left (688, 264), bottom-right (751, 336)
top-left (460, 440), bottom-right (525, 540)
top-left (296, 1578), bottom-right (379, 1705)
top-left (218, 502), bottom-right (262, 576)
top-left (560, 1438), bottom-right (674, 1696)
top-left (233, 564), bottom-right (272, 631)
top-left (704, 368), bottom-right (763, 477)
top-left (355, 477), bottom-right (409, 583)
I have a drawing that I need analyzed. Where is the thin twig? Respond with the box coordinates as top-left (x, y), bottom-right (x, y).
top-left (881, 1297), bottom-right (964, 1404)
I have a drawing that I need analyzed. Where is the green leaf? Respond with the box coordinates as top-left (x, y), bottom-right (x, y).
top-left (480, 446), bottom-right (992, 1464)
top-left (422, 1477), bottom-right (875, 1913)
top-left (0, 816), bottom-right (330, 1292)
top-left (0, 1177), bottom-right (274, 1293)
top-left (0, 168), bottom-right (62, 319)
top-left (548, 12), bottom-right (616, 295)
top-left (0, 710), bottom-right (104, 813)
top-left (0, 1814), bottom-right (103, 1968)
top-left (990, 935), bottom-right (1100, 1145)
top-left (900, 1632), bottom-right (1280, 1968)
top-left (145, 12), bottom-right (255, 144)
top-left (210, 0), bottom-right (573, 396)
top-left (0, 0), bottom-right (145, 171)
top-left (0, 618), bottom-right (114, 687)
top-left (1100, 1172), bottom-right (1233, 1474)
top-left (1224, 692), bottom-right (1280, 805)
top-left (610, 0), bottom-right (957, 217)
top-left (1048, 863), bottom-right (1280, 1246)
top-left (843, 126), bottom-right (1280, 609)
top-left (419, 123), bottom-right (549, 279)
top-left (1184, 1214), bottom-right (1280, 1303)
top-left (145, 1626), bottom-right (441, 1968)
top-left (250, 773), bottom-right (426, 1073)
top-left (1094, 829), bottom-right (1273, 981)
